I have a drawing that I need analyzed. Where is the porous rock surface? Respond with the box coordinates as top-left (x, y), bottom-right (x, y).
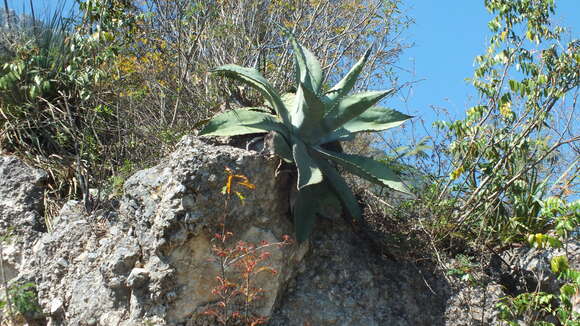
top-left (443, 241), bottom-right (580, 326)
top-left (16, 136), bottom-right (307, 325)
top-left (2, 137), bottom-right (577, 326)
top-left (269, 219), bottom-right (450, 326)
top-left (501, 241), bottom-right (580, 293)
top-left (0, 156), bottom-right (47, 283)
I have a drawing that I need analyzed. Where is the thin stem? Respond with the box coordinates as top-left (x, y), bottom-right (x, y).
top-left (0, 240), bottom-right (15, 324)
top-left (244, 273), bottom-right (250, 323)
top-left (220, 195), bottom-right (230, 325)
top-left (2, 0), bottom-right (10, 29)
top-left (29, 0), bottom-right (37, 36)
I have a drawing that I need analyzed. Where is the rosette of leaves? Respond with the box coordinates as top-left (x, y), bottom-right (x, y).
top-left (200, 34), bottom-right (412, 241)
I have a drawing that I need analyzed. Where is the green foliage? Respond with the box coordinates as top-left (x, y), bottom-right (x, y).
top-left (497, 291), bottom-right (558, 326)
top-left (550, 256), bottom-right (569, 275)
top-left (9, 283), bottom-right (40, 315)
top-left (1, 282), bottom-right (41, 317)
top-left (200, 31), bottom-right (412, 241)
top-left (446, 254), bottom-right (479, 285)
top-left (433, 0), bottom-right (579, 245)
top-left (1, 0), bottom-right (409, 218)
top-left (0, 10), bottom-right (112, 120)
top-left (385, 3), bottom-right (580, 323)
top-left (494, 189), bottom-right (579, 326)
top-left (0, 1), bottom-right (157, 214)
top-left (526, 197), bottom-right (579, 249)
top-left (497, 254), bottom-right (580, 326)
top-left (463, 1), bottom-right (578, 312)
top-left (0, 226), bottom-right (13, 243)
top-left (0, 3), bottom-right (124, 209)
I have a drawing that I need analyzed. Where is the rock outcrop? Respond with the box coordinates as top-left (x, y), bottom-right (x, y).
top-left (269, 219), bottom-right (450, 326)
top-left (1, 136), bottom-right (577, 326)
top-left (19, 136), bottom-right (306, 325)
top-left (0, 156), bottom-right (46, 287)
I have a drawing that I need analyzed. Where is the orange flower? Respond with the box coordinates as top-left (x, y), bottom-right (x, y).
top-left (223, 167), bottom-right (256, 203)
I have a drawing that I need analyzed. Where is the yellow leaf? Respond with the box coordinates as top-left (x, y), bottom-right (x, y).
top-left (450, 166), bottom-right (465, 180)
top-left (499, 101), bottom-right (512, 117)
top-left (500, 30), bottom-right (508, 41)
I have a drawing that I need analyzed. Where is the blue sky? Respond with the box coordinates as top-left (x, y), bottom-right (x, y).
top-left (11, 0), bottom-right (580, 126)
top-left (394, 1), bottom-right (579, 125)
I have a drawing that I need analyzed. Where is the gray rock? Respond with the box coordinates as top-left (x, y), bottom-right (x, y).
top-left (443, 240), bottom-right (580, 326)
top-left (444, 281), bottom-right (504, 325)
top-left (19, 136), bottom-right (305, 325)
top-left (0, 156), bottom-right (47, 281)
top-left (501, 241), bottom-right (580, 293)
top-left (0, 155), bottom-right (47, 235)
top-left (8, 137), bottom-right (572, 326)
top-left (0, 155), bottom-right (48, 326)
top-left (127, 268), bottom-right (149, 288)
top-left (269, 219), bottom-right (450, 326)
top-left (49, 298), bottom-right (63, 315)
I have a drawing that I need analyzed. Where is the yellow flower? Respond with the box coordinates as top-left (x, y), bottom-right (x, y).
top-left (223, 167), bottom-right (256, 203)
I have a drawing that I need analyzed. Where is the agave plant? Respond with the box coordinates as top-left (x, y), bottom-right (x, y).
top-left (200, 33), bottom-right (412, 241)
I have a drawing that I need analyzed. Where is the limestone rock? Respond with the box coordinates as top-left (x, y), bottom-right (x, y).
top-left (5, 137), bottom-right (575, 326)
top-left (501, 241), bottom-right (580, 294)
top-left (21, 136), bottom-right (306, 325)
top-left (444, 282), bottom-right (504, 325)
top-left (443, 241), bottom-right (580, 326)
top-left (269, 220), bottom-right (450, 326)
top-left (0, 155), bottom-right (46, 295)
top-left (0, 155), bottom-right (47, 235)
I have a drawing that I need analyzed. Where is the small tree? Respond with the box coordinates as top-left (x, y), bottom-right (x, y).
top-left (434, 0), bottom-right (579, 244)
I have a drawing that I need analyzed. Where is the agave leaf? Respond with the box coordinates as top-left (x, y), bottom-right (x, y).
top-left (212, 64), bottom-right (290, 126)
top-left (281, 91), bottom-right (300, 128)
top-left (300, 83), bottom-right (325, 121)
top-left (316, 157), bottom-right (362, 220)
top-left (249, 106), bottom-right (274, 113)
top-left (199, 109), bottom-right (283, 137)
top-left (319, 106), bottom-right (411, 144)
top-left (290, 84), bottom-right (307, 128)
top-left (315, 148), bottom-right (411, 194)
top-left (271, 131), bottom-right (294, 163)
top-left (292, 138), bottom-right (323, 189)
top-left (285, 30), bottom-right (323, 93)
top-left (317, 188), bottom-right (342, 218)
top-left (281, 92), bottom-right (296, 110)
top-left (290, 83), bottom-right (324, 132)
top-left (300, 46), bottom-right (323, 93)
top-left (322, 89), bottom-right (395, 133)
top-left (297, 82), bottom-right (327, 141)
top-left (243, 119), bottom-right (290, 138)
top-left (329, 133), bottom-right (356, 142)
top-left (293, 184), bottom-right (322, 242)
top-left (324, 46), bottom-right (372, 102)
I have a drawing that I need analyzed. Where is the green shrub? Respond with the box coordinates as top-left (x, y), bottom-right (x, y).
top-left (429, 0), bottom-right (579, 245)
